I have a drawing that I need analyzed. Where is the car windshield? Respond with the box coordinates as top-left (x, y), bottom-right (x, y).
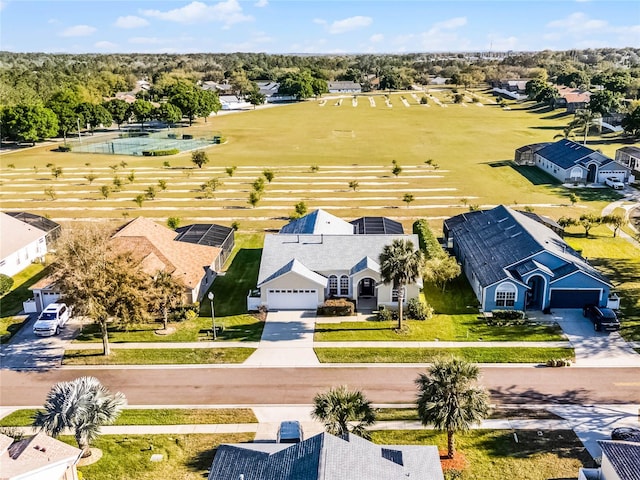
top-left (39, 312), bottom-right (57, 320)
top-left (600, 309), bottom-right (617, 319)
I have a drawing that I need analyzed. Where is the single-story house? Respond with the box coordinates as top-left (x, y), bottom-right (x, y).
top-left (255, 210), bottom-right (421, 311)
top-left (443, 205), bottom-right (612, 312)
top-left (327, 81), bottom-right (362, 93)
top-left (174, 223), bottom-right (234, 267)
top-left (533, 139), bottom-right (633, 184)
top-left (208, 432), bottom-right (444, 480)
top-left (513, 142), bottom-right (552, 165)
top-left (555, 86), bottom-right (591, 113)
top-left (0, 431), bottom-right (82, 480)
top-left (615, 146), bottom-right (640, 176)
top-left (579, 440), bottom-right (640, 480)
top-left (0, 212), bottom-right (59, 278)
top-left (428, 76), bottom-right (449, 85)
top-left (219, 95), bottom-right (251, 110)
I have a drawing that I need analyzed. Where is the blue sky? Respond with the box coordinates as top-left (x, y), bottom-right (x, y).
top-left (1, 0), bottom-right (638, 54)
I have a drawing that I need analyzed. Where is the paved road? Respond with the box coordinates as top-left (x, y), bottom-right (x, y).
top-left (1, 365), bottom-right (639, 407)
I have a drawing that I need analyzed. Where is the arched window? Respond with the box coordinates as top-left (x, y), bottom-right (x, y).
top-left (328, 275), bottom-right (338, 296)
top-left (569, 167), bottom-right (582, 180)
top-left (339, 275), bottom-right (349, 296)
top-left (495, 282), bottom-right (517, 307)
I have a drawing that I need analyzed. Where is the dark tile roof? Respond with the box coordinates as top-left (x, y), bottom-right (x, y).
top-left (351, 217), bottom-right (404, 235)
top-left (208, 433), bottom-right (444, 480)
top-left (536, 139), bottom-right (596, 170)
top-left (444, 205), bottom-right (610, 288)
top-left (175, 223), bottom-right (233, 248)
top-left (598, 440), bottom-right (640, 480)
top-left (5, 212), bottom-right (60, 236)
top-left (617, 146), bottom-right (640, 156)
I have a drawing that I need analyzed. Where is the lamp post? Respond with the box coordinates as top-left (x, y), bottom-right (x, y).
top-left (207, 291), bottom-right (216, 340)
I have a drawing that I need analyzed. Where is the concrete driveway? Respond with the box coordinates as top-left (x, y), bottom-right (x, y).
top-left (0, 315), bottom-right (80, 371)
top-left (243, 311), bottom-right (319, 367)
top-left (551, 309), bottom-right (640, 367)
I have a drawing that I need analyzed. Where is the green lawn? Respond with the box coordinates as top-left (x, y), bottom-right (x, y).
top-left (0, 408), bottom-right (256, 427)
top-left (0, 261), bottom-right (50, 343)
top-left (314, 347), bottom-right (574, 363)
top-left (67, 434), bottom-right (254, 480)
top-left (62, 348), bottom-right (254, 365)
top-left (371, 429), bottom-right (592, 480)
top-left (564, 225), bottom-right (640, 341)
top-left (375, 407), bottom-right (562, 422)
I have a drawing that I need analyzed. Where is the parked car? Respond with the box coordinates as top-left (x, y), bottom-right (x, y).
top-left (611, 427), bottom-right (640, 441)
top-left (277, 421), bottom-right (304, 443)
top-left (605, 177), bottom-right (624, 190)
top-left (33, 303), bottom-right (71, 337)
top-left (583, 305), bottom-right (620, 332)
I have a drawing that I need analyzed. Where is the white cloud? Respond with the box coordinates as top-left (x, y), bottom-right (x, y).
top-left (486, 34), bottom-right (519, 51)
top-left (114, 15), bottom-right (149, 29)
top-left (254, 0), bottom-right (268, 7)
top-left (545, 12), bottom-right (640, 48)
top-left (141, 0), bottom-right (252, 26)
top-left (94, 40), bottom-right (118, 49)
top-left (313, 18), bottom-right (327, 26)
top-left (432, 17), bottom-right (467, 30)
top-left (391, 16), bottom-right (469, 52)
top-left (60, 25), bottom-right (96, 37)
top-left (370, 33), bottom-right (384, 43)
top-left (328, 15), bottom-right (372, 34)
top-left (547, 12), bottom-right (607, 33)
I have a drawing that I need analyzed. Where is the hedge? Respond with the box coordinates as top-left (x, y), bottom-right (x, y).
top-left (317, 298), bottom-right (355, 316)
top-left (412, 219), bottom-right (445, 259)
top-left (142, 149), bottom-right (180, 156)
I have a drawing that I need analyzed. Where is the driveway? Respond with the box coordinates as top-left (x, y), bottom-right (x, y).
top-left (0, 314), bottom-right (80, 371)
top-left (243, 311), bottom-right (319, 367)
top-left (551, 309), bottom-right (640, 367)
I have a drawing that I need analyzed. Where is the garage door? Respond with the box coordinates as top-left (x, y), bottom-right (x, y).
top-left (267, 289), bottom-right (318, 310)
top-left (549, 289), bottom-right (600, 308)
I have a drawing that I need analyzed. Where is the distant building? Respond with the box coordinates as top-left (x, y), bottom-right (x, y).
top-left (615, 146), bottom-right (640, 176)
top-left (555, 86), bottom-right (591, 113)
top-left (328, 81), bottom-right (362, 93)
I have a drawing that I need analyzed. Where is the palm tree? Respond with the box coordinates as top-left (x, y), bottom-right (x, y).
top-left (311, 385), bottom-right (376, 439)
top-left (415, 358), bottom-right (489, 458)
top-left (33, 376), bottom-right (126, 457)
top-left (568, 109), bottom-right (602, 145)
top-left (379, 239), bottom-right (424, 330)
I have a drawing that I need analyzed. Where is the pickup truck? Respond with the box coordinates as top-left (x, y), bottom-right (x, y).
top-left (33, 303), bottom-right (71, 336)
top-left (604, 177), bottom-right (624, 190)
top-left (583, 305), bottom-right (620, 332)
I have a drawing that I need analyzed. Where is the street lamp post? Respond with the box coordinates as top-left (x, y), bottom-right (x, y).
top-left (207, 291), bottom-right (216, 340)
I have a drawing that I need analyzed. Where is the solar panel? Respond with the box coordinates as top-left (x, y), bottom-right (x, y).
top-left (350, 217), bottom-right (404, 235)
top-left (175, 224), bottom-right (233, 248)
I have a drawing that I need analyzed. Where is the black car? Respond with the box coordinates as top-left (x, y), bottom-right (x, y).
top-left (611, 427), bottom-right (640, 441)
top-left (583, 305), bottom-right (620, 332)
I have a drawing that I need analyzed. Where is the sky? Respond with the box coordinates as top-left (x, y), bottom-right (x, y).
top-left (0, 0), bottom-right (638, 54)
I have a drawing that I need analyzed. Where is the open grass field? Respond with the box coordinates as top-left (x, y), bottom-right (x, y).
top-left (371, 429), bottom-right (592, 480)
top-left (0, 89), bottom-right (630, 232)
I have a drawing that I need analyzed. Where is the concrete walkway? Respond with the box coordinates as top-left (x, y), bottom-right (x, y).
top-left (243, 311), bottom-right (320, 366)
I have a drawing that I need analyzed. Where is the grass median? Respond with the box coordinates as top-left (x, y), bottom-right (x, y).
top-left (314, 347), bottom-right (574, 364)
top-left (375, 407), bottom-right (563, 422)
top-left (0, 408), bottom-right (257, 427)
top-left (62, 348), bottom-right (255, 365)
top-left (371, 429), bottom-right (593, 480)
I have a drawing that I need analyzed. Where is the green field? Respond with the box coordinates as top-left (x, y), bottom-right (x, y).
top-left (0, 90), bottom-right (628, 232)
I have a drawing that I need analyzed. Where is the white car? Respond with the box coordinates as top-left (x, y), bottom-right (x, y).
top-left (33, 303), bottom-right (71, 336)
top-left (605, 177), bottom-right (624, 190)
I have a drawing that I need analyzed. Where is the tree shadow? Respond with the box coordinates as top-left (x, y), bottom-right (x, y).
top-left (489, 385), bottom-right (591, 405)
top-left (186, 446), bottom-right (218, 475)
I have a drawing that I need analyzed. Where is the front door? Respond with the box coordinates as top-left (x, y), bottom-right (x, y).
top-left (359, 278), bottom-right (375, 297)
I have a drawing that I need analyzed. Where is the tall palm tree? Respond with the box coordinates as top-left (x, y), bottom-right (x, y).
top-left (311, 385), bottom-right (376, 439)
top-left (415, 358), bottom-right (490, 458)
top-left (379, 239), bottom-right (424, 330)
top-left (568, 109), bottom-right (602, 145)
top-left (33, 376), bottom-right (127, 457)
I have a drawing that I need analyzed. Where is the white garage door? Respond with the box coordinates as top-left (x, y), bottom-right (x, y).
top-left (267, 289), bottom-right (318, 310)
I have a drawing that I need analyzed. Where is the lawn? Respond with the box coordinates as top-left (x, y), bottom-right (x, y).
top-left (375, 407), bottom-right (563, 422)
top-left (314, 347), bottom-right (574, 363)
top-left (67, 433), bottom-right (255, 480)
top-left (0, 408), bottom-right (256, 427)
top-left (370, 429), bottom-right (592, 480)
top-left (0, 261), bottom-right (50, 343)
top-left (564, 225), bottom-right (640, 341)
top-left (0, 92), bottom-right (629, 231)
top-left (62, 348), bottom-right (255, 365)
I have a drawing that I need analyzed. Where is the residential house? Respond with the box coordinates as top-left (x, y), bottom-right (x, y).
top-left (513, 142), bottom-right (551, 165)
top-left (0, 212), bottom-right (59, 278)
top-left (327, 81), bottom-right (362, 93)
top-left (0, 431), bottom-right (82, 480)
top-left (555, 86), bottom-right (591, 113)
top-left (254, 210), bottom-right (421, 311)
top-left (615, 146), bottom-right (640, 176)
top-left (532, 139), bottom-right (632, 184)
top-left (428, 76), bottom-right (449, 85)
top-left (443, 205), bottom-right (612, 312)
top-left (208, 432), bottom-right (444, 480)
top-left (218, 95), bottom-right (251, 110)
top-left (579, 440), bottom-right (640, 480)
top-left (254, 81), bottom-right (297, 103)
top-left (174, 223), bottom-right (234, 268)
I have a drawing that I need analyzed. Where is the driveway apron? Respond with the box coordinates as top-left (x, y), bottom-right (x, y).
top-left (243, 311), bottom-right (320, 367)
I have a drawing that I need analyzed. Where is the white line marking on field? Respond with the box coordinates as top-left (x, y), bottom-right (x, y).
top-left (369, 97), bottom-right (376, 107)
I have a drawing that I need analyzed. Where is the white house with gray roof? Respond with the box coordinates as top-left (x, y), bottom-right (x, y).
top-left (254, 210), bottom-right (421, 311)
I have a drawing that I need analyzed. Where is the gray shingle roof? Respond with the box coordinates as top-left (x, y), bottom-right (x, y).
top-left (536, 140), bottom-right (598, 170)
top-left (444, 205), bottom-right (610, 288)
top-left (208, 433), bottom-right (444, 480)
top-left (598, 440), bottom-right (640, 480)
top-left (280, 210), bottom-right (355, 235)
top-left (259, 259), bottom-right (328, 287)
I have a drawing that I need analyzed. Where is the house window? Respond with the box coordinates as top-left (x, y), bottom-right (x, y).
top-left (328, 275), bottom-right (338, 296)
top-left (339, 275), bottom-right (349, 296)
top-left (391, 287), bottom-right (406, 302)
top-left (495, 282), bottom-right (517, 307)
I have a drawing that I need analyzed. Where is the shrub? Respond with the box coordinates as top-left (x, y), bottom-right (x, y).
top-left (491, 310), bottom-right (525, 320)
top-left (546, 358), bottom-right (572, 367)
top-left (412, 219), bottom-right (445, 259)
top-left (57, 144), bottom-right (72, 152)
top-left (170, 304), bottom-right (200, 322)
top-left (317, 298), bottom-right (355, 316)
top-left (407, 298), bottom-right (434, 320)
top-left (376, 305), bottom-right (398, 321)
top-left (0, 274), bottom-right (14, 296)
top-left (150, 149), bottom-right (179, 156)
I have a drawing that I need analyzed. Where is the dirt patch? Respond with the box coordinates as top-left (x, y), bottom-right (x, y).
top-left (440, 450), bottom-right (468, 473)
top-left (154, 327), bottom-right (176, 335)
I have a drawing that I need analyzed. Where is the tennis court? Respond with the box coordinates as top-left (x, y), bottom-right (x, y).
top-left (72, 131), bottom-right (219, 156)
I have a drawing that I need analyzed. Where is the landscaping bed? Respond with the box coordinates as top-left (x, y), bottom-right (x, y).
top-left (62, 348), bottom-right (255, 365)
